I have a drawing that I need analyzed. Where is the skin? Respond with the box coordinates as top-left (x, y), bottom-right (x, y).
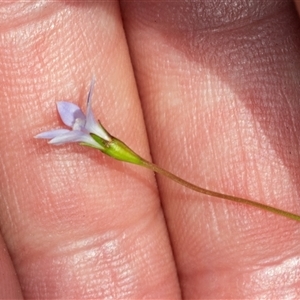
top-left (0, 0), bottom-right (300, 298)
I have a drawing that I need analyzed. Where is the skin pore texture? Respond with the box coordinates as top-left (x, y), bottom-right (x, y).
top-left (0, 1), bottom-right (300, 299)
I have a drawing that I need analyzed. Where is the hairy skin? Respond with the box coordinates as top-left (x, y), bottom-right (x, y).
top-left (0, 1), bottom-right (300, 298)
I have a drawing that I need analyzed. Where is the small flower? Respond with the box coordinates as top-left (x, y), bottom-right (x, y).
top-left (35, 80), bottom-right (143, 165)
top-left (35, 81), bottom-right (112, 150)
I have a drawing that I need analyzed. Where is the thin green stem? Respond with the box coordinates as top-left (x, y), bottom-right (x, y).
top-left (141, 159), bottom-right (300, 222)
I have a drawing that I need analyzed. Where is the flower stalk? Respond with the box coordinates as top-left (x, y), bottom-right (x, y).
top-left (35, 81), bottom-right (300, 223)
top-left (139, 159), bottom-right (300, 222)
top-left (97, 135), bottom-right (300, 222)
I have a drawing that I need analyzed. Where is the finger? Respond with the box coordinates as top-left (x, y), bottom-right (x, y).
top-left (0, 233), bottom-right (23, 298)
top-left (121, 0), bottom-right (300, 298)
top-left (0, 2), bottom-right (180, 298)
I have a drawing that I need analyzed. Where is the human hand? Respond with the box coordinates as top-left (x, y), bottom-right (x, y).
top-left (1, 1), bottom-right (300, 298)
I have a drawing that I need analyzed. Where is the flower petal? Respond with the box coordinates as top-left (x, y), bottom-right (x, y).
top-left (34, 129), bottom-right (70, 139)
top-left (49, 130), bottom-right (101, 149)
top-left (85, 81), bottom-right (111, 141)
top-left (57, 101), bottom-right (85, 127)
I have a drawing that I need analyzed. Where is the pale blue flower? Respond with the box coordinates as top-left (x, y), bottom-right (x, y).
top-left (35, 82), bottom-right (111, 150)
